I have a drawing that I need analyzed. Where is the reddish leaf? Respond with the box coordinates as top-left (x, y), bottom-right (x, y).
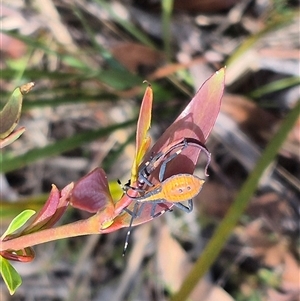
top-left (22, 183), bottom-right (73, 233)
top-left (0, 127), bottom-right (25, 148)
top-left (146, 67), bottom-right (225, 172)
top-left (70, 168), bottom-right (115, 214)
top-left (0, 247), bottom-right (35, 262)
top-left (130, 83), bottom-right (153, 184)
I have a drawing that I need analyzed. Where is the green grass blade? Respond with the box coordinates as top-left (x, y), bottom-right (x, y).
top-left (161, 0), bottom-right (174, 61)
top-left (6, 51), bottom-right (33, 87)
top-left (94, 0), bottom-right (156, 48)
top-left (249, 76), bottom-right (300, 99)
top-left (1, 197), bottom-right (47, 219)
top-left (72, 5), bottom-right (126, 71)
top-left (1, 119), bottom-right (135, 173)
top-left (171, 100), bottom-right (300, 301)
top-left (22, 93), bottom-right (118, 110)
top-left (1, 31), bottom-right (89, 71)
top-left (96, 69), bottom-right (142, 90)
top-left (0, 68), bottom-right (81, 81)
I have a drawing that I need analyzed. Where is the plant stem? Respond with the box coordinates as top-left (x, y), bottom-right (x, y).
top-left (0, 214), bottom-right (102, 251)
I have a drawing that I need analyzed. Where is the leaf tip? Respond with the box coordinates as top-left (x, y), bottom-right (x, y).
top-left (20, 82), bottom-right (35, 95)
top-left (142, 80), bottom-right (151, 87)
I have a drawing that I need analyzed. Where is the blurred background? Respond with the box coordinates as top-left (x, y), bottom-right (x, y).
top-left (0, 0), bottom-right (299, 300)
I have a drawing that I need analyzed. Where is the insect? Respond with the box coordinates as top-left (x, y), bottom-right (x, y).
top-left (122, 137), bottom-right (209, 255)
top-left (122, 173), bottom-right (205, 255)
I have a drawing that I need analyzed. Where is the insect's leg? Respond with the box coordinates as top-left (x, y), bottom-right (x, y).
top-left (135, 202), bottom-right (146, 218)
top-left (150, 203), bottom-right (157, 218)
top-left (138, 152), bottom-right (164, 187)
top-left (123, 202), bottom-right (146, 218)
top-left (144, 152), bottom-right (164, 174)
top-left (138, 141), bottom-right (187, 186)
top-left (151, 203), bottom-right (169, 218)
top-left (123, 207), bottom-right (134, 216)
top-left (172, 199), bottom-right (193, 213)
top-left (138, 172), bottom-right (154, 187)
top-left (123, 202), bottom-right (140, 256)
top-left (158, 147), bottom-right (185, 182)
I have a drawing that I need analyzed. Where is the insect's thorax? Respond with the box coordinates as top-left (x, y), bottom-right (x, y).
top-left (138, 185), bottom-right (163, 202)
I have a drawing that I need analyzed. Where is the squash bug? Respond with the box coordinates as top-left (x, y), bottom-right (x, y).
top-left (122, 173), bottom-right (204, 255)
top-left (122, 138), bottom-right (209, 255)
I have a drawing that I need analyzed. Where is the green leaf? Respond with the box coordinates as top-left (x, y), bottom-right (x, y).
top-left (1, 209), bottom-right (36, 239)
top-left (0, 82), bottom-right (34, 139)
top-left (0, 256), bottom-right (22, 295)
top-left (249, 76), bottom-right (300, 99)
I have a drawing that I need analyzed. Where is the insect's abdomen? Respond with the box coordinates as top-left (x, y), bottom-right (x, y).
top-left (160, 174), bottom-right (205, 202)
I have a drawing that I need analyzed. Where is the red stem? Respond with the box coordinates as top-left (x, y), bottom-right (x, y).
top-left (0, 214), bottom-right (101, 251)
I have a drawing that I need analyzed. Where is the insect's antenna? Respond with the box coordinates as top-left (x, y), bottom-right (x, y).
top-left (122, 202), bottom-right (139, 256)
top-left (185, 138), bottom-right (212, 177)
top-left (203, 151), bottom-right (211, 177)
